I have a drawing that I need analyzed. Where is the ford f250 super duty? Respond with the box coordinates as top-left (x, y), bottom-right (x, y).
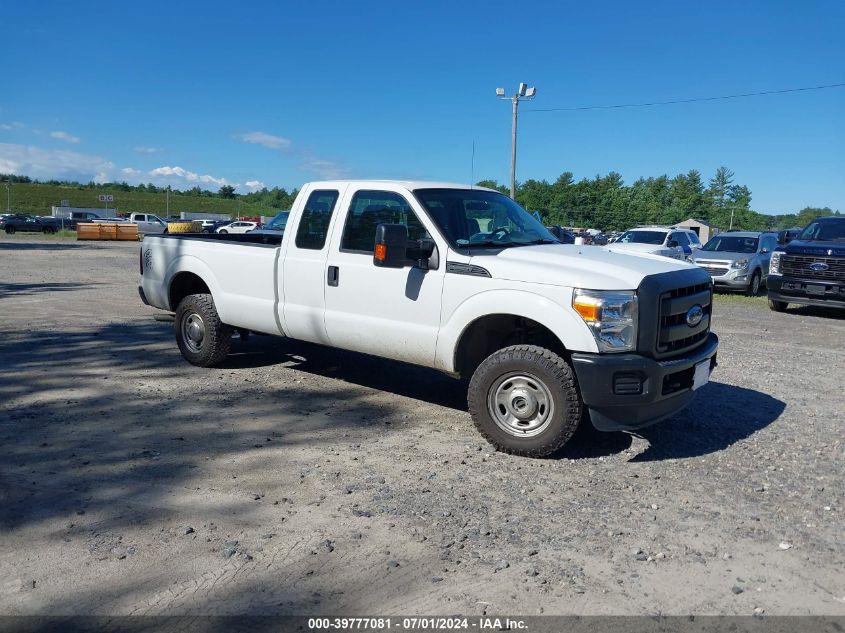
top-left (139, 180), bottom-right (718, 457)
top-left (767, 216), bottom-right (845, 312)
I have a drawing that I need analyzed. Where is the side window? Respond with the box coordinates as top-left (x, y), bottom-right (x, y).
top-left (672, 232), bottom-right (689, 246)
top-left (340, 190), bottom-right (427, 253)
top-left (295, 189), bottom-right (339, 250)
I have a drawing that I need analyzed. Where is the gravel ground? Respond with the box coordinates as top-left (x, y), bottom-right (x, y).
top-left (0, 235), bottom-right (843, 616)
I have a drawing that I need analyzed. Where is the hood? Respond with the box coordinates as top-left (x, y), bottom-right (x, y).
top-left (602, 242), bottom-right (676, 256)
top-left (469, 244), bottom-right (694, 290)
top-left (783, 239), bottom-right (845, 258)
top-left (693, 250), bottom-right (753, 264)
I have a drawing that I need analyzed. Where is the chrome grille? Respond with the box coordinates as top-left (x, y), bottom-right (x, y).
top-left (781, 255), bottom-right (845, 281)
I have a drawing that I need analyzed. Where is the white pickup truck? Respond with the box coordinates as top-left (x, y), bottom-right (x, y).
top-left (139, 180), bottom-right (718, 456)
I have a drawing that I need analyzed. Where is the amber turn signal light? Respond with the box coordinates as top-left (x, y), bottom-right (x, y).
top-left (374, 244), bottom-right (387, 261)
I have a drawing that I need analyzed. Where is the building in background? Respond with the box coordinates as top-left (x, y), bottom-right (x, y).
top-left (674, 218), bottom-right (717, 243)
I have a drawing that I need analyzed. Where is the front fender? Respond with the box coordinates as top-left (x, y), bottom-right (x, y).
top-left (434, 288), bottom-right (598, 373)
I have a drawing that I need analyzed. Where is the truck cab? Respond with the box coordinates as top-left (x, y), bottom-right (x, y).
top-left (128, 213), bottom-right (169, 234)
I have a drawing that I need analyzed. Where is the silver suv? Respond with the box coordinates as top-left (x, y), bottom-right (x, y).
top-left (692, 231), bottom-right (778, 295)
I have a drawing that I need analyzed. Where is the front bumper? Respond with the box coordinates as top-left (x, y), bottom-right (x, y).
top-left (767, 276), bottom-right (845, 309)
top-left (570, 333), bottom-right (719, 432)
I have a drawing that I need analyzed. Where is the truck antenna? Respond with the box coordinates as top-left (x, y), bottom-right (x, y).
top-left (470, 140), bottom-right (475, 189)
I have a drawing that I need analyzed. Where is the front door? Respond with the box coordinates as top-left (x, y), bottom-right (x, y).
top-left (323, 188), bottom-right (445, 367)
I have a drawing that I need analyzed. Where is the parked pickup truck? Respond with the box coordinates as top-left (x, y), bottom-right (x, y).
top-left (768, 216), bottom-right (845, 311)
top-left (139, 180), bottom-right (718, 456)
top-left (125, 213), bottom-right (169, 235)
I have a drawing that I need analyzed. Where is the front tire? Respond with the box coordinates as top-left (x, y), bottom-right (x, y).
top-left (174, 293), bottom-right (232, 367)
top-left (468, 345), bottom-right (582, 457)
top-left (6, 226), bottom-right (15, 234)
top-left (768, 298), bottom-right (788, 312)
top-left (219, 229), bottom-right (228, 234)
top-left (746, 270), bottom-right (762, 296)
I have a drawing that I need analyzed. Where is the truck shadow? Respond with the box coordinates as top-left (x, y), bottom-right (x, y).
top-left (221, 337), bottom-right (784, 462)
top-left (628, 381), bottom-right (785, 462)
top-left (0, 281), bottom-right (99, 297)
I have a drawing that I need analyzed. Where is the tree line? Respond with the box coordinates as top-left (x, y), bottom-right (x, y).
top-left (479, 166), bottom-right (841, 232)
top-left (2, 169), bottom-right (840, 231)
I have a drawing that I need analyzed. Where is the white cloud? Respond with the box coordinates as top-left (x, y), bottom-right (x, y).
top-left (50, 130), bottom-right (81, 144)
top-left (0, 143), bottom-right (113, 182)
top-left (133, 146), bottom-right (162, 154)
top-left (149, 165), bottom-right (234, 189)
top-left (243, 179), bottom-right (266, 191)
top-left (233, 131), bottom-right (291, 150)
top-left (0, 122), bottom-right (24, 131)
top-left (300, 156), bottom-right (351, 180)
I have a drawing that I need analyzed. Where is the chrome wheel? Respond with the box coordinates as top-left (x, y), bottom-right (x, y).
top-left (181, 312), bottom-right (205, 353)
top-left (487, 372), bottom-right (555, 438)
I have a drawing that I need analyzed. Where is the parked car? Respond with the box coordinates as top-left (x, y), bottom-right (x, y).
top-left (0, 214), bottom-right (60, 234)
top-left (692, 231), bottom-right (778, 295)
top-left (248, 211), bottom-right (290, 237)
top-left (545, 225), bottom-right (576, 244)
top-left (776, 227), bottom-right (802, 245)
top-left (216, 221), bottom-right (259, 234)
top-left (51, 210), bottom-right (103, 229)
top-left (606, 226), bottom-right (701, 260)
top-left (139, 179), bottom-right (718, 457)
top-left (768, 216), bottom-right (845, 311)
top-left (201, 219), bottom-right (231, 233)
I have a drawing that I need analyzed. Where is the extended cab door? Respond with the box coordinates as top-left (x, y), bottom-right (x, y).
top-left (323, 187), bottom-right (446, 367)
top-left (281, 186), bottom-right (345, 344)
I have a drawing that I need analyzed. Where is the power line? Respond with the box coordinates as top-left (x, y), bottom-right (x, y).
top-left (524, 82), bottom-right (845, 113)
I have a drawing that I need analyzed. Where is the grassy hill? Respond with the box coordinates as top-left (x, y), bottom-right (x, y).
top-left (5, 182), bottom-right (271, 218)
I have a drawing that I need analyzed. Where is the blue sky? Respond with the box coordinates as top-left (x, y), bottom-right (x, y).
top-left (2, 0), bottom-right (843, 214)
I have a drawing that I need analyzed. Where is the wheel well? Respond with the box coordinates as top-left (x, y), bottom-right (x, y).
top-left (454, 314), bottom-right (566, 379)
top-left (169, 272), bottom-right (210, 311)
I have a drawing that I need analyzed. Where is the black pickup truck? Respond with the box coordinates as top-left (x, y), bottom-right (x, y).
top-left (767, 216), bottom-right (845, 311)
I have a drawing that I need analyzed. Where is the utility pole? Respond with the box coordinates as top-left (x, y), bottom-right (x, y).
top-left (4, 178), bottom-right (10, 212)
top-left (496, 82), bottom-right (537, 199)
top-left (166, 186), bottom-right (170, 216)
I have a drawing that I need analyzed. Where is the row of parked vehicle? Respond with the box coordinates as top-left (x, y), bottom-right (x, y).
top-left (591, 219), bottom-right (844, 311)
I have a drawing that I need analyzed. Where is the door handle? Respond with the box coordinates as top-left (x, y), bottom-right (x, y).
top-left (327, 265), bottom-right (339, 287)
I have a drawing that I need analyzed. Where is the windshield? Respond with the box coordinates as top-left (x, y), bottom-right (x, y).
top-left (799, 219), bottom-right (845, 241)
top-left (413, 188), bottom-right (557, 247)
top-left (615, 230), bottom-right (666, 245)
top-left (701, 235), bottom-right (759, 253)
top-left (266, 211), bottom-right (289, 231)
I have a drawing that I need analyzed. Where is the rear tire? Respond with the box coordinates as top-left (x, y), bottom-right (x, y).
top-left (174, 293), bottom-right (232, 367)
top-left (468, 345), bottom-right (582, 457)
top-left (746, 270), bottom-right (762, 296)
top-left (768, 298), bottom-right (788, 312)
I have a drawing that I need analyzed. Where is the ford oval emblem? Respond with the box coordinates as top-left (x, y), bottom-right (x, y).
top-left (686, 305), bottom-right (704, 327)
top-left (809, 262), bottom-right (829, 272)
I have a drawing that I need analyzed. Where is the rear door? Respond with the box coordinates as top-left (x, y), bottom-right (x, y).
top-left (322, 187), bottom-right (446, 366)
top-left (281, 187), bottom-right (344, 343)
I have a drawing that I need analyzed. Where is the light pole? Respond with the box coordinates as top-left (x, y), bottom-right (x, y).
top-left (496, 82), bottom-right (537, 199)
top-left (5, 179), bottom-right (10, 212)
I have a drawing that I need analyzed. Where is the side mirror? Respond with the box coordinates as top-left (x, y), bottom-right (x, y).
top-left (667, 239), bottom-right (679, 248)
top-left (373, 224), bottom-right (409, 268)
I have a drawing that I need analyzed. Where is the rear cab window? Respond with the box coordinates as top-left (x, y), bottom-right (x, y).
top-left (295, 189), bottom-right (340, 250)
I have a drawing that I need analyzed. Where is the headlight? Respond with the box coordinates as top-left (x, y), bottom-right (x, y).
top-left (731, 258), bottom-right (749, 270)
top-left (769, 251), bottom-right (782, 275)
top-left (572, 289), bottom-right (638, 353)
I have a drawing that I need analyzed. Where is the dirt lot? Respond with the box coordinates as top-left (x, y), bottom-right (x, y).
top-left (0, 235), bottom-right (843, 617)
